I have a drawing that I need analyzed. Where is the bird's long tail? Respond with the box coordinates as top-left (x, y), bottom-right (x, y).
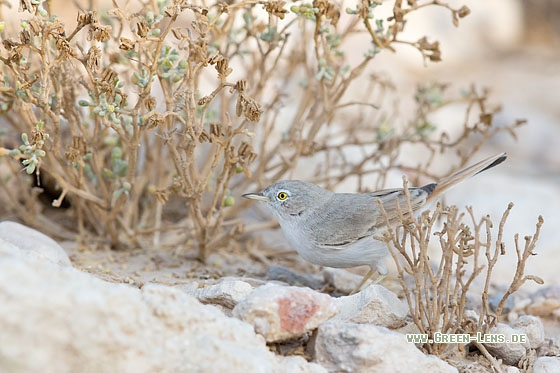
top-left (426, 152), bottom-right (507, 203)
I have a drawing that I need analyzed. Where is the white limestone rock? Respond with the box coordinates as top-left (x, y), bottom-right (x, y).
top-left (482, 323), bottom-right (528, 366)
top-left (509, 315), bottom-right (545, 350)
top-left (180, 278), bottom-right (254, 309)
top-left (0, 254), bottom-right (322, 372)
top-left (0, 221), bottom-right (71, 266)
top-left (332, 284), bottom-right (408, 328)
top-left (533, 356), bottom-right (560, 373)
top-left (233, 283), bottom-right (338, 342)
top-left (314, 321), bottom-right (457, 372)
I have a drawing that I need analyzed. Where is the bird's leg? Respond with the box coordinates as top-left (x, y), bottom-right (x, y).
top-left (349, 268), bottom-right (375, 295)
top-left (349, 269), bottom-right (387, 295)
top-left (373, 274), bottom-right (386, 284)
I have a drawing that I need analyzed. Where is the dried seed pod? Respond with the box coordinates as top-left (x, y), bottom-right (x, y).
top-left (65, 137), bottom-right (86, 164)
top-left (146, 113), bottom-right (164, 129)
top-left (119, 37), bottom-right (135, 51)
top-left (237, 141), bottom-right (252, 158)
top-left (88, 22), bottom-right (111, 42)
top-left (209, 123), bottom-right (224, 137)
top-left (198, 131), bottom-right (210, 143)
top-left (457, 6), bottom-right (470, 18)
top-left (77, 10), bottom-right (97, 27)
top-left (197, 96), bottom-right (212, 106)
top-left (264, 1), bottom-right (288, 19)
top-left (145, 96), bottom-right (157, 111)
top-left (136, 19), bottom-right (149, 38)
top-left (87, 46), bottom-right (101, 73)
top-left (215, 58), bottom-right (232, 80)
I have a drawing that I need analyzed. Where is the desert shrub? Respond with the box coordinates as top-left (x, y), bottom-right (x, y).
top-left (0, 0), bottom-right (522, 259)
top-left (377, 181), bottom-right (544, 358)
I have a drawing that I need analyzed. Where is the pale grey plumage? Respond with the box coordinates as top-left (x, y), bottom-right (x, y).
top-left (243, 153), bottom-right (507, 289)
top-left (244, 180), bottom-right (432, 274)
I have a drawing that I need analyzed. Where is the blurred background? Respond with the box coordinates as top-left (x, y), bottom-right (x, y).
top-left (381, 0), bottom-right (560, 289)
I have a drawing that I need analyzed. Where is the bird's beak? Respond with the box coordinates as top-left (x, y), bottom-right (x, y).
top-left (242, 192), bottom-right (270, 202)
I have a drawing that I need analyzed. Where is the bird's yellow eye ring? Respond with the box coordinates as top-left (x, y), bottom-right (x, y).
top-left (277, 191), bottom-right (289, 201)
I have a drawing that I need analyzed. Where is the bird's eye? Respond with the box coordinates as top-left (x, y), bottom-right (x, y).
top-left (277, 191), bottom-right (289, 201)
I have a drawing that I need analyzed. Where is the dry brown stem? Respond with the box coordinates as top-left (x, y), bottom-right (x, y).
top-left (377, 178), bottom-right (543, 357)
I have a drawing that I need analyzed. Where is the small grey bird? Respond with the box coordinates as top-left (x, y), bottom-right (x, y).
top-left (243, 153), bottom-right (507, 292)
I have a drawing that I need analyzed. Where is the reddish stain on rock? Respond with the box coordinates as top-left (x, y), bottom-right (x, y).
top-left (277, 292), bottom-right (320, 334)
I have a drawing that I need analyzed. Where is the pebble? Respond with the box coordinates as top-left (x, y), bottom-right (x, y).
top-left (533, 356), bottom-right (560, 373)
top-left (526, 286), bottom-right (560, 318)
top-left (482, 323), bottom-right (528, 365)
top-left (332, 284), bottom-right (408, 328)
top-left (266, 265), bottom-right (324, 290)
top-left (510, 315), bottom-right (544, 350)
top-left (181, 278), bottom-right (254, 309)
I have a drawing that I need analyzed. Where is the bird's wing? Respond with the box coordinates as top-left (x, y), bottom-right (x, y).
top-left (371, 184), bottom-right (435, 225)
top-left (308, 153), bottom-right (507, 249)
top-left (310, 186), bottom-right (432, 249)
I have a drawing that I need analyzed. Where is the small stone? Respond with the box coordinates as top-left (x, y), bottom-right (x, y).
top-left (267, 265), bottom-right (324, 290)
top-left (193, 279), bottom-right (254, 309)
top-left (489, 292), bottom-right (515, 314)
top-left (526, 298), bottom-right (560, 317)
top-left (464, 309), bottom-right (480, 324)
top-left (483, 323), bottom-right (528, 366)
top-left (537, 338), bottom-right (560, 357)
top-left (332, 284), bottom-right (408, 328)
top-left (225, 276), bottom-right (269, 288)
top-left (395, 322), bottom-right (421, 336)
top-left (232, 283), bottom-right (337, 342)
top-left (509, 315), bottom-right (544, 350)
top-left (0, 221), bottom-right (71, 266)
top-left (533, 356), bottom-right (560, 373)
top-left (314, 321), bottom-right (456, 372)
top-left (526, 286), bottom-right (560, 317)
top-left (322, 268), bottom-right (372, 294)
